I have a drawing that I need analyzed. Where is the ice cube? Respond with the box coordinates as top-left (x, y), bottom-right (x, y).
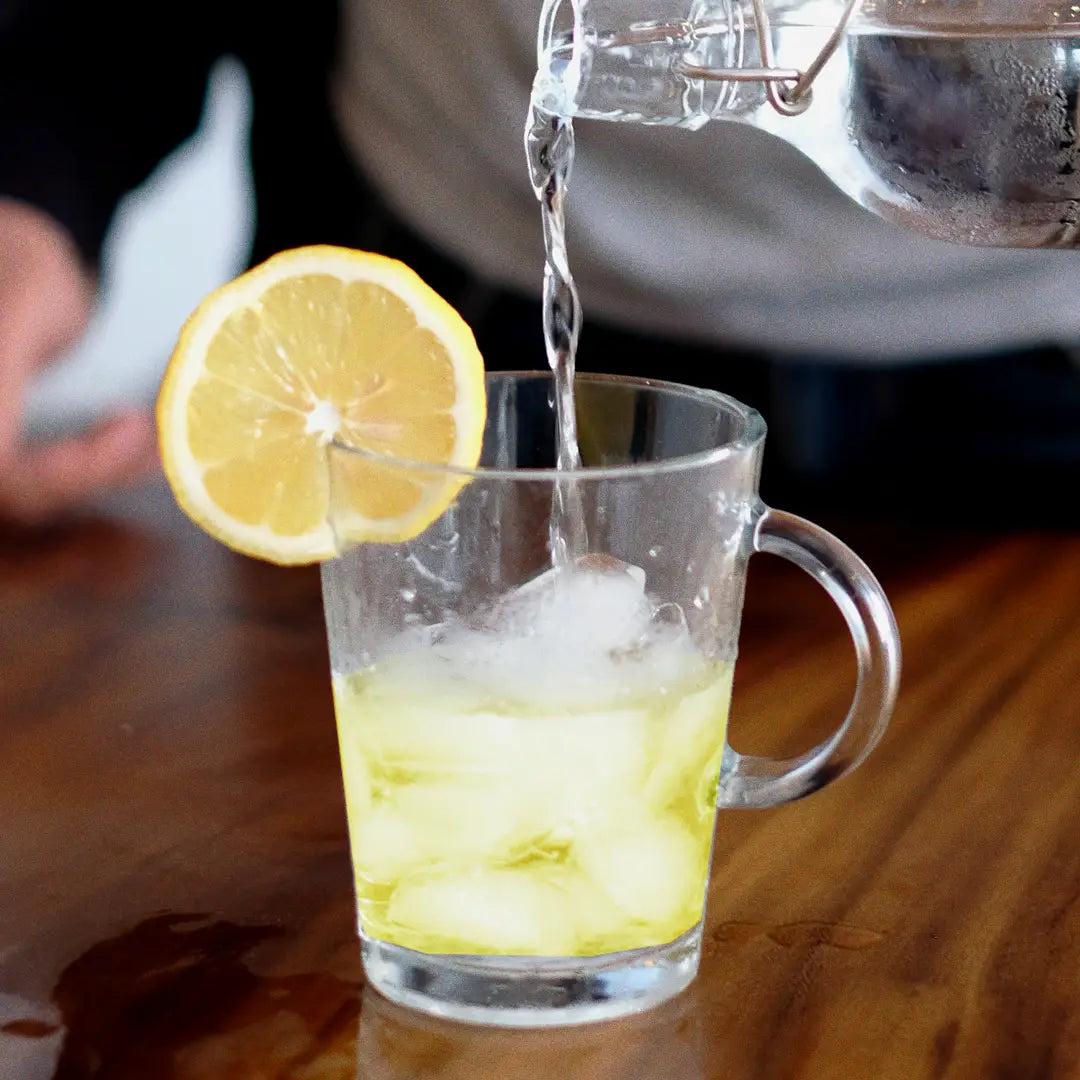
top-left (350, 805), bottom-right (426, 885)
top-left (391, 779), bottom-right (536, 861)
top-left (435, 558), bottom-right (658, 709)
top-left (516, 558), bottom-right (652, 658)
top-left (354, 555), bottom-right (705, 715)
top-left (518, 706), bottom-right (649, 840)
top-left (350, 776), bottom-right (539, 886)
top-left (387, 867), bottom-right (578, 955)
top-left (547, 867), bottom-right (634, 954)
top-left (471, 555), bottom-right (647, 639)
top-left (339, 747), bottom-right (372, 827)
top-left (336, 672), bottom-right (530, 779)
top-left (573, 813), bottom-right (709, 934)
top-left (643, 666), bottom-right (733, 814)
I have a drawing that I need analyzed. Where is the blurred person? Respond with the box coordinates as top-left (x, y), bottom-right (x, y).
top-left (2, 0), bottom-right (1079, 526)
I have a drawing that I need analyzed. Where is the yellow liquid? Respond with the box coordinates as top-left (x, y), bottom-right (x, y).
top-left (333, 658), bottom-right (733, 957)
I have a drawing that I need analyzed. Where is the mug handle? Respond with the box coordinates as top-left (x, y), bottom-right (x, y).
top-left (717, 507), bottom-right (902, 809)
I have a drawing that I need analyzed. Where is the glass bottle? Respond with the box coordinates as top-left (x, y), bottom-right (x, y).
top-left (532, 0), bottom-right (1080, 247)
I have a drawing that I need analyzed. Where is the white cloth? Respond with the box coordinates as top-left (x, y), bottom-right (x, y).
top-left (332, 0), bottom-right (1080, 361)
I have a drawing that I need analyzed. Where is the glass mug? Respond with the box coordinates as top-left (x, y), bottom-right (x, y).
top-left (321, 372), bottom-right (901, 1026)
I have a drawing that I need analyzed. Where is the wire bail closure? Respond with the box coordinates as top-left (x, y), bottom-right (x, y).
top-left (676, 0), bottom-right (861, 116)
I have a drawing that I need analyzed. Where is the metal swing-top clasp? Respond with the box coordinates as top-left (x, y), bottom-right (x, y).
top-left (674, 0), bottom-right (861, 116)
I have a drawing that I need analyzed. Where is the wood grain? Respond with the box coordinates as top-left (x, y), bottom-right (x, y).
top-left (1, 480), bottom-right (1078, 1079)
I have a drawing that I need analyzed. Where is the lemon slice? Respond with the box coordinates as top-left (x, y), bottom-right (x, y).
top-left (156, 246), bottom-right (487, 564)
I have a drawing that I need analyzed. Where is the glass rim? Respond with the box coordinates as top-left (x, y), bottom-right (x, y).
top-left (328, 371), bottom-right (766, 482)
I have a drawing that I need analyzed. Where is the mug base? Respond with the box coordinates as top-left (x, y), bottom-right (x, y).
top-left (361, 924), bottom-right (702, 1028)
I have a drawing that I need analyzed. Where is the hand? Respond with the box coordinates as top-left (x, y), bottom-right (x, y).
top-left (0, 199), bottom-right (159, 524)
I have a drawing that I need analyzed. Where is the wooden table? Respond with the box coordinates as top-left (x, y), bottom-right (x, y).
top-left (2, 480), bottom-right (1078, 1079)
